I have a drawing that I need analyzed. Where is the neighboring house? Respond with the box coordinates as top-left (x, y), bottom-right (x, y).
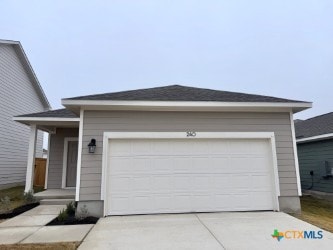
top-left (295, 112), bottom-right (333, 193)
top-left (0, 39), bottom-right (50, 189)
top-left (14, 85), bottom-right (311, 216)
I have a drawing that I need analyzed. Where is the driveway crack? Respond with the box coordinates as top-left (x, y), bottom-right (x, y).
top-left (195, 214), bottom-right (226, 250)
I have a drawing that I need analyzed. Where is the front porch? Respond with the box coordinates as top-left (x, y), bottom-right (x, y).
top-left (13, 109), bottom-right (80, 203)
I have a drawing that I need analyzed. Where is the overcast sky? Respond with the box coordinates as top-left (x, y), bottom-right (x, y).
top-left (1, 0), bottom-right (332, 119)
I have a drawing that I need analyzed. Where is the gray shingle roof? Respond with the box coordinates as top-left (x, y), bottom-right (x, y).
top-left (63, 85), bottom-right (308, 103)
top-left (16, 109), bottom-right (78, 118)
top-left (295, 112), bottom-right (333, 139)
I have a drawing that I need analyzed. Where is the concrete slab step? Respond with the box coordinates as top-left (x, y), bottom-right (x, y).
top-left (40, 199), bottom-right (74, 205)
top-left (34, 189), bottom-right (75, 200)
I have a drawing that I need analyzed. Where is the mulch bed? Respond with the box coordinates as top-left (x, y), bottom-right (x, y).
top-left (0, 202), bottom-right (39, 219)
top-left (47, 215), bottom-right (99, 226)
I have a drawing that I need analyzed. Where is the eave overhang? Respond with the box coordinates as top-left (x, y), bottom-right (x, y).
top-left (61, 100), bottom-right (312, 114)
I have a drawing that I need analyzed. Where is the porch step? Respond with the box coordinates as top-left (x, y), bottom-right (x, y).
top-left (34, 189), bottom-right (75, 200)
top-left (40, 199), bottom-right (74, 205)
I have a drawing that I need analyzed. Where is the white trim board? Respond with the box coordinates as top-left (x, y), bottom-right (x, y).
top-left (62, 100), bottom-right (312, 108)
top-left (24, 124), bottom-right (37, 193)
top-left (62, 100), bottom-right (312, 113)
top-left (44, 133), bottom-right (51, 189)
top-left (297, 133), bottom-right (333, 143)
top-left (62, 137), bottom-right (78, 189)
top-left (101, 131), bottom-right (281, 216)
top-left (75, 109), bottom-right (84, 201)
top-left (13, 117), bottom-right (80, 122)
top-left (289, 112), bottom-right (302, 196)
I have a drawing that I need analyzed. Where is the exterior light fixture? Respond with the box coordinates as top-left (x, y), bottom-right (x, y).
top-left (88, 139), bottom-right (96, 153)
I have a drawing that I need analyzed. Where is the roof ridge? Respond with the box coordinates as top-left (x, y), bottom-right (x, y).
top-left (302, 112), bottom-right (333, 122)
top-left (62, 84), bottom-right (310, 104)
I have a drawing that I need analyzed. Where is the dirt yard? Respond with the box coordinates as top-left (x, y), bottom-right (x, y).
top-left (291, 195), bottom-right (333, 233)
top-left (0, 242), bottom-right (80, 250)
top-left (0, 186), bottom-right (44, 213)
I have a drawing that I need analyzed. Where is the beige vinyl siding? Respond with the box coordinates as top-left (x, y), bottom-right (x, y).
top-left (0, 44), bottom-right (45, 186)
top-left (47, 128), bottom-right (79, 188)
top-left (80, 110), bottom-right (297, 201)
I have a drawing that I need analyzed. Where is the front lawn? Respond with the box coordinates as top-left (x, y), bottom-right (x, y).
top-left (291, 195), bottom-right (333, 233)
top-left (0, 186), bottom-right (44, 214)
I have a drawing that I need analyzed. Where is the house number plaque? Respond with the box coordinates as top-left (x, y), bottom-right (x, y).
top-left (186, 131), bottom-right (196, 137)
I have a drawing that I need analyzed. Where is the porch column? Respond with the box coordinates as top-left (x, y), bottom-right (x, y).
top-left (25, 124), bottom-right (37, 193)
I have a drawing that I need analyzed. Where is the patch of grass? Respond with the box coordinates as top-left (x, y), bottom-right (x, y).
top-left (0, 242), bottom-right (80, 250)
top-left (291, 195), bottom-right (333, 233)
top-left (0, 186), bottom-right (44, 213)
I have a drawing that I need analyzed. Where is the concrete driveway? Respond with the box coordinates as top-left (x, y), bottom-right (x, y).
top-left (79, 212), bottom-right (333, 250)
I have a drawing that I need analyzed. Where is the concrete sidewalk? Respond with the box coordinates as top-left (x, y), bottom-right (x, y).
top-left (0, 205), bottom-right (93, 245)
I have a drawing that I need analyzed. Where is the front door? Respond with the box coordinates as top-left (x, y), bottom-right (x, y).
top-left (66, 140), bottom-right (78, 187)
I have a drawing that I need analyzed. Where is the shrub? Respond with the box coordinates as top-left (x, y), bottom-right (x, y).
top-left (66, 201), bottom-right (76, 216)
top-left (57, 208), bottom-right (68, 222)
top-left (23, 190), bottom-right (36, 204)
top-left (0, 196), bottom-right (11, 212)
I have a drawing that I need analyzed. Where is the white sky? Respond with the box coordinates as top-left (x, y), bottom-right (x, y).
top-left (1, 0), bottom-right (332, 122)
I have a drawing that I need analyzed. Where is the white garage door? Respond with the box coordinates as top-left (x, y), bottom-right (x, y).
top-left (106, 138), bottom-right (276, 215)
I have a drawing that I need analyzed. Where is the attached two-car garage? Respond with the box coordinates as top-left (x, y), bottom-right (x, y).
top-left (102, 132), bottom-right (280, 216)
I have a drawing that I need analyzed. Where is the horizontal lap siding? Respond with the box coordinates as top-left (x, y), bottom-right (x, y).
top-left (47, 128), bottom-right (79, 188)
top-left (0, 44), bottom-right (45, 186)
top-left (80, 111), bottom-right (297, 200)
top-left (297, 139), bottom-right (333, 193)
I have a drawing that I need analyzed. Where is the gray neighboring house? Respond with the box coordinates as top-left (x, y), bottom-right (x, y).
top-left (295, 112), bottom-right (333, 193)
top-left (0, 39), bottom-right (50, 189)
top-left (14, 85), bottom-right (311, 216)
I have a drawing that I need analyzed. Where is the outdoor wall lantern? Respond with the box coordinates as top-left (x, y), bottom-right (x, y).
top-left (88, 139), bottom-right (96, 153)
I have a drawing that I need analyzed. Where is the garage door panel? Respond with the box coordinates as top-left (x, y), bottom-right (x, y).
top-left (210, 157), bottom-right (230, 171)
top-left (173, 195), bottom-right (191, 210)
top-left (151, 158), bottom-right (174, 173)
top-left (251, 192), bottom-right (275, 210)
top-left (229, 174), bottom-right (252, 190)
top-left (110, 177), bottom-right (131, 192)
top-left (110, 196), bottom-right (130, 213)
top-left (131, 140), bottom-right (152, 155)
top-left (252, 175), bottom-right (273, 190)
top-left (173, 158), bottom-right (192, 172)
top-left (192, 195), bottom-right (213, 210)
top-left (229, 157), bottom-right (269, 172)
top-left (109, 140), bottom-right (131, 156)
top-left (172, 141), bottom-right (196, 155)
top-left (154, 195), bottom-right (173, 211)
top-left (107, 138), bottom-right (276, 215)
top-left (191, 141), bottom-right (211, 154)
top-left (229, 194), bottom-right (252, 210)
top-left (191, 157), bottom-right (212, 173)
top-left (132, 176), bottom-right (151, 192)
top-left (173, 176), bottom-right (192, 191)
top-left (215, 194), bottom-right (231, 209)
top-left (152, 141), bottom-right (173, 154)
top-left (134, 158), bottom-right (151, 172)
top-left (192, 176), bottom-right (212, 191)
top-left (228, 140), bottom-right (270, 154)
top-left (132, 196), bottom-right (152, 212)
top-left (213, 175), bottom-right (231, 190)
top-left (152, 176), bottom-right (172, 191)
top-left (208, 140), bottom-right (230, 154)
top-left (110, 158), bottom-right (133, 174)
